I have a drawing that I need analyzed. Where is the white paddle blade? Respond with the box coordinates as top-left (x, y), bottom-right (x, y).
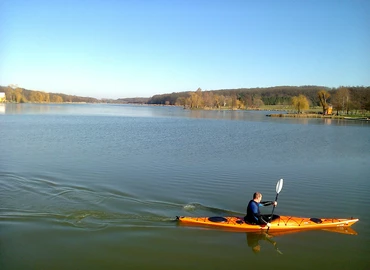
top-left (276, 179), bottom-right (284, 194)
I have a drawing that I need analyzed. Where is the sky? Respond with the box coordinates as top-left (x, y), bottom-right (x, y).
top-left (0, 0), bottom-right (369, 99)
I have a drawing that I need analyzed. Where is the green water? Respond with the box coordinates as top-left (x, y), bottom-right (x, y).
top-left (0, 103), bottom-right (369, 269)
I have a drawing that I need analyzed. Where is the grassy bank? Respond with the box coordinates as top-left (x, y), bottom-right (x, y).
top-left (266, 113), bottom-right (369, 121)
top-left (258, 105), bottom-right (369, 119)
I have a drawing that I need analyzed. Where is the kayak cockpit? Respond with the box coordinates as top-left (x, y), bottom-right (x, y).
top-left (309, 217), bottom-right (323, 224)
top-left (208, 217), bottom-right (228, 222)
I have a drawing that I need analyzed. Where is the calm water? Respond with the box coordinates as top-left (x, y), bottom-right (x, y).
top-left (1, 103), bottom-right (369, 270)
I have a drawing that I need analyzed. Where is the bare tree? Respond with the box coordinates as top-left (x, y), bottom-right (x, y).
top-left (332, 87), bottom-right (350, 115)
top-left (317, 90), bottom-right (331, 114)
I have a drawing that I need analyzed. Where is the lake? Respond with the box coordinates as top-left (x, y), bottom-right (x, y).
top-left (0, 103), bottom-right (369, 270)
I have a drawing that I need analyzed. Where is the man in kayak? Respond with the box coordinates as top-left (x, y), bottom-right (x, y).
top-left (244, 192), bottom-right (277, 226)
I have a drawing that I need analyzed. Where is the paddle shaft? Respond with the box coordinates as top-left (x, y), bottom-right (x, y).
top-left (267, 193), bottom-right (280, 232)
top-left (269, 179), bottom-right (283, 224)
top-left (270, 193), bottom-right (279, 220)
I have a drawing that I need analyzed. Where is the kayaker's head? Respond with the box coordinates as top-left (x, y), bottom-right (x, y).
top-left (253, 192), bottom-right (262, 203)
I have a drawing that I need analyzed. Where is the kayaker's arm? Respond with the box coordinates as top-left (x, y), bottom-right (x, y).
top-left (259, 214), bottom-right (270, 225)
top-left (260, 201), bottom-right (276, 207)
top-left (252, 210), bottom-right (269, 225)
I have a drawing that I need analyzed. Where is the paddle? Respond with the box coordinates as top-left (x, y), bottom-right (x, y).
top-left (267, 178), bottom-right (283, 231)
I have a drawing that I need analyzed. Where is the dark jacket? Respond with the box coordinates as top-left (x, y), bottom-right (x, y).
top-left (244, 200), bottom-right (274, 225)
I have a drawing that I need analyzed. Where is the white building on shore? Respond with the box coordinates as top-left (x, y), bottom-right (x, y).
top-left (0, 92), bottom-right (6, 103)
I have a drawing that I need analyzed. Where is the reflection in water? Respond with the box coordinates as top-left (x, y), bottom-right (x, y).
top-left (2, 103), bottom-right (368, 127)
top-left (246, 232), bottom-right (283, 255)
top-left (245, 226), bottom-right (358, 254)
top-left (187, 109), bottom-right (264, 121)
top-left (324, 118), bottom-right (332, 125)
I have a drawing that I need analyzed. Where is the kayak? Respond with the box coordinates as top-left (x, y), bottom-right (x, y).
top-left (177, 180), bottom-right (359, 234)
top-left (176, 215), bottom-right (359, 232)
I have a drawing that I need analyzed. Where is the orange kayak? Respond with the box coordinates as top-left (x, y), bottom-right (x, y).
top-left (176, 215), bottom-right (359, 232)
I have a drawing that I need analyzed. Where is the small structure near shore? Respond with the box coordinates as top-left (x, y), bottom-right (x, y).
top-left (0, 92), bottom-right (6, 103)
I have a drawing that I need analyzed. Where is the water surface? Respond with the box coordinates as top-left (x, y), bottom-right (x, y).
top-left (0, 104), bottom-right (369, 269)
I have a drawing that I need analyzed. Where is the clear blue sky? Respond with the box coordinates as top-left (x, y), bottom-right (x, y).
top-left (1, 0), bottom-right (369, 99)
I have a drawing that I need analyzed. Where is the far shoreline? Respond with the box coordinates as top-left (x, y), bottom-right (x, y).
top-left (2, 102), bottom-right (369, 121)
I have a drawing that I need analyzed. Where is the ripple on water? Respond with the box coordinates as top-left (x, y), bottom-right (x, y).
top-left (0, 171), bottom-right (193, 230)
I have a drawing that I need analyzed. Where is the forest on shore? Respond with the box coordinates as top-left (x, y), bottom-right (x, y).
top-left (148, 86), bottom-right (370, 114)
top-left (1, 85), bottom-right (369, 114)
top-left (0, 85), bottom-right (148, 104)
top-left (0, 85), bottom-right (100, 103)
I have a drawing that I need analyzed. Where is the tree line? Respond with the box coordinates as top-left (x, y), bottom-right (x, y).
top-left (0, 85), bottom-right (150, 104)
top-left (147, 86), bottom-right (370, 114)
top-left (1, 85), bottom-right (369, 114)
top-left (0, 86), bottom-right (100, 103)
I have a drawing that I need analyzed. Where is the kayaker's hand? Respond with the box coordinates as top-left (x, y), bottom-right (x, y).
top-left (267, 223), bottom-right (271, 227)
top-left (273, 201), bottom-right (278, 206)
